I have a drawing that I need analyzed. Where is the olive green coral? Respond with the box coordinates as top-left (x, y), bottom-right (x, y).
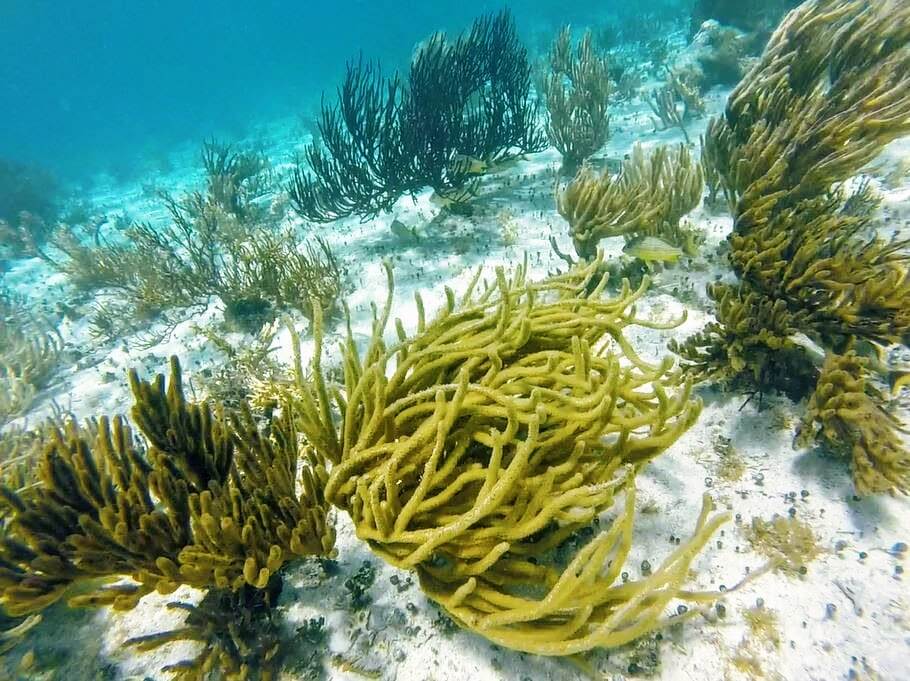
top-left (0, 420), bottom-right (58, 497)
top-left (558, 143), bottom-right (703, 260)
top-left (699, 117), bottom-right (736, 210)
top-left (129, 362), bottom-right (336, 593)
top-left (0, 371), bottom-right (36, 427)
top-left (797, 352), bottom-right (910, 496)
top-left (718, 0), bottom-right (910, 208)
top-left (647, 70), bottom-right (704, 144)
top-left (0, 291), bottom-right (63, 424)
top-left (0, 608), bottom-right (39, 656)
top-left (674, 0), bottom-right (910, 495)
top-left (0, 357), bottom-right (334, 617)
top-left (0, 422), bottom-right (48, 656)
top-left (705, 0), bottom-right (910, 348)
top-left (126, 580), bottom-right (285, 681)
top-left (199, 138), bottom-right (272, 224)
top-left (281, 254), bottom-right (729, 655)
top-left (544, 26), bottom-right (612, 174)
top-left (50, 141), bottom-right (348, 340)
top-left (669, 282), bottom-right (817, 398)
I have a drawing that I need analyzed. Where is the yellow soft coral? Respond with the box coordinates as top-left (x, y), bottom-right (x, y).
top-left (798, 352), bottom-right (910, 495)
top-left (285, 254), bottom-right (731, 655)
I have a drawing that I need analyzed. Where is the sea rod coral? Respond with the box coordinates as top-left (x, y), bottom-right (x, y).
top-left (51, 139), bottom-right (348, 339)
top-left (275, 254), bottom-right (732, 655)
top-left (558, 143), bottom-right (703, 261)
top-left (673, 0), bottom-right (910, 494)
top-left (544, 26), bottom-right (612, 175)
top-left (0, 358), bottom-right (335, 678)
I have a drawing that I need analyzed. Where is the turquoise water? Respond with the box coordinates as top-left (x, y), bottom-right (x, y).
top-left (3, 1), bottom-right (907, 680)
top-left (0, 0), bottom-right (682, 181)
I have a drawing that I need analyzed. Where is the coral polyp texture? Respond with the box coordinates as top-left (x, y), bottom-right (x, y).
top-left (712, 0), bottom-right (910, 346)
top-left (798, 352), bottom-right (910, 497)
top-left (669, 282), bottom-right (817, 398)
top-left (278, 254), bottom-right (731, 655)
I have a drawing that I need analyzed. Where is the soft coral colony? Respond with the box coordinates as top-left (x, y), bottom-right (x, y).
top-left (0, 358), bottom-right (336, 678)
top-left (0, 0), bottom-right (909, 679)
top-left (672, 0), bottom-right (910, 495)
top-left (280, 256), bottom-right (729, 655)
top-left (1, 255), bottom-right (731, 677)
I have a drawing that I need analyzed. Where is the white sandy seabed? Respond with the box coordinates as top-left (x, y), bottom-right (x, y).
top-left (3, 80), bottom-right (910, 681)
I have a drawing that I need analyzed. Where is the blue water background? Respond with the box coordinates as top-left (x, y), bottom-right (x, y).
top-left (0, 0), bottom-right (685, 182)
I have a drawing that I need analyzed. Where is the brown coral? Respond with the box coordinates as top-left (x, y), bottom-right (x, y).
top-left (798, 352), bottom-right (910, 496)
top-left (558, 143), bottom-right (703, 260)
top-left (0, 358), bottom-right (334, 617)
top-left (545, 27), bottom-right (611, 173)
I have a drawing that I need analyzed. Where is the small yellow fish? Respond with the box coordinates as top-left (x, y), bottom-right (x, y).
top-left (622, 235), bottom-right (684, 263)
top-left (485, 154), bottom-right (527, 173)
top-left (450, 154), bottom-right (489, 175)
